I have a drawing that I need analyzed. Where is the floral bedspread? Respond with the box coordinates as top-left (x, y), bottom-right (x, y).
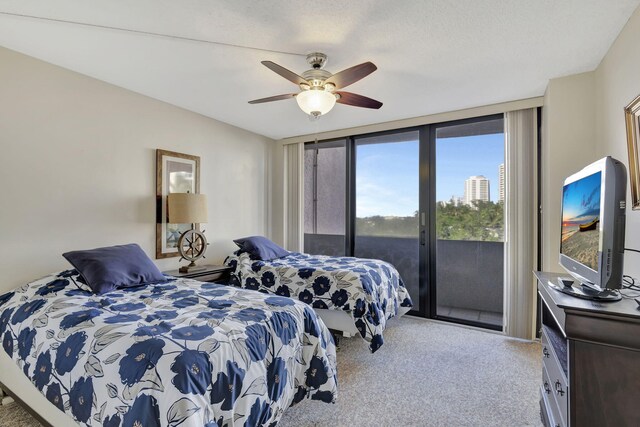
top-left (0, 270), bottom-right (337, 427)
top-left (224, 251), bottom-right (413, 353)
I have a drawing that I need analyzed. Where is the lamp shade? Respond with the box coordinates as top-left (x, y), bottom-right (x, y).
top-left (167, 193), bottom-right (208, 224)
top-left (296, 89), bottom-right (336, 116)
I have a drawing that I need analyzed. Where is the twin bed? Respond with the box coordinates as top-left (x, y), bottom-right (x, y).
top-left (0, 270), bottom-right (336, 426)
top-left (225, 251), bottom-right (413, 353)
top-left (0, 239), bottom-right (412, 426)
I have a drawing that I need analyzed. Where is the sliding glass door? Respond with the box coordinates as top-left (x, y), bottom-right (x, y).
top-left (353, 130), bottom-right (422, 312)
top-left (432, 116), bottom-right (505, 329)
top-left (302, 114), bottom-right (506, 329)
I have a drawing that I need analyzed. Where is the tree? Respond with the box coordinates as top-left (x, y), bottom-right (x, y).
top-left (355, 201), bottom-right (504, 242)
top-left (435, 200), bottom-right (504, 241)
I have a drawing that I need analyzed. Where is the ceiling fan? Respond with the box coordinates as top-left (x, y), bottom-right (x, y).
top-left (248, 52), bottom-right (382, 118)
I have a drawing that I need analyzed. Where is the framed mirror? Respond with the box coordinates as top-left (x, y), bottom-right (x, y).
top-left (156, 149), bottom-right (201, 258)
top-left (625, 94), bottom-right (640, 210)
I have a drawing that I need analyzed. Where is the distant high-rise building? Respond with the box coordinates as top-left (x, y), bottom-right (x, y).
top-left (498, 163), bottom-right (505, 203)
top-left (443, 195), bottom-right (464, 206)
top-left (464, 175), bottom-right (490, 206)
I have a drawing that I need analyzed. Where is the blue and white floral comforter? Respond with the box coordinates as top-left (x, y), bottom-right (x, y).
top-left (0, 270), bottom-right (337, 427)
top-left (225, 252), bottom-right (413, 353)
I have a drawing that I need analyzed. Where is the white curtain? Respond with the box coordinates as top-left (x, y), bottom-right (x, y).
top-left (283, 143), bottom-right (304, 252)
top-left (504, 108), bottom-right (537, 340)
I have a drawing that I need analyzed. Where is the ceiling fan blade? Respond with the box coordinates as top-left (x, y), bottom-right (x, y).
top-left (248, 94), bottom-right (297, 104)
top-left (261, 61), bottom-right (308, 86)
top-left (326, 62), bottom-right (377, 89)
top-left (336, 91), bottom-right (383, 109)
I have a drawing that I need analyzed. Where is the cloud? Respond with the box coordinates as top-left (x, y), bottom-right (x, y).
top-left (356, 176), bottom-right (417, 217)
top-left (581, 186), bottom-right (600, 211)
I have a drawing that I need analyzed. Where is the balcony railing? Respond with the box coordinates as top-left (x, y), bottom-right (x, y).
top-left (304, 233), bottom-right (504, 328)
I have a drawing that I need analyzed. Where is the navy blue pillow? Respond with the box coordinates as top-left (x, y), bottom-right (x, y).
top-left (63, 244), bottom-right (167, 294)
top-left (233, 236), bottom-right (289, 261)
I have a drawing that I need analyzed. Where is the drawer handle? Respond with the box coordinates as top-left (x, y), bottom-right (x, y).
top-left (555, 380), bottom-right (565, 397)
top-left (543, 347), bottom-right (550, 358)
top-left (543, 381), bottom-right (551, 394)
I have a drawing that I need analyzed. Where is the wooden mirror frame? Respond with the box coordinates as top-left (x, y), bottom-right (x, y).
top-left (625, 94), bottom-right (640, 210)
top-left (156, 149), bottom-right (201, 259)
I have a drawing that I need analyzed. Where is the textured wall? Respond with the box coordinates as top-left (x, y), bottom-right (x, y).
top-left (0, 47), bottom-right (273, 292)
top-left (541, 4), bottom-right (640, 278)
top-left (594, 5), bottom-right (640, 279)
top-left (541, 72), bottom-right (597, 272)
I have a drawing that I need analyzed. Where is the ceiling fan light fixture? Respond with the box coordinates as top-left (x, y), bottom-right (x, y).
top-left (249, 54), bottom-right (382, 115)
top-left (296, 88), bottom-right (336, 117)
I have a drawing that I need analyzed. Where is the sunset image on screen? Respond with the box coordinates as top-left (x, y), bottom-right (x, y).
top-left (561, 172), bottom-right (601, 271)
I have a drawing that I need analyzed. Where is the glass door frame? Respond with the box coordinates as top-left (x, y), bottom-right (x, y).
top-left (349, 127), bottom-right (425, 317)
top-left (305, 113), bottom-right (507, 326)
top-left (427, 113), bottom-right (505, 330)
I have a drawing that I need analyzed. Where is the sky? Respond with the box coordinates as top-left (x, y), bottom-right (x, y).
top-left (356, 141), bottom-right (420, 217)
top-left (356, 133), bottom-right (505, 217)
top-left (437, 133), bottom-right (504, 203)
top-left (562, 171), bottom-right (601, 222)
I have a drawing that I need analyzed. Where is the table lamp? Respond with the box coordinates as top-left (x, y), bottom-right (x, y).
top-left (167, 192), bottom-right (209, 273)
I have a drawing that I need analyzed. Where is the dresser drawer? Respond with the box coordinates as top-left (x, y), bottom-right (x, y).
top-left (546, 358), bottom-right (568, 426)
top-left (164, 266), bottom-right (232, 283)
top-left (190, 271), bottom-right (228, 282)
top-left (541, 329), bottom-right (553, 363)
top-left (541, 328), bottom-right (569, 425)
top-left (542, 365), bottom-right (564, 427)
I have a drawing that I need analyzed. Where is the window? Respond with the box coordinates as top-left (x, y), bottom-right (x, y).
top-left (303, 140), bottom-right (347, 256)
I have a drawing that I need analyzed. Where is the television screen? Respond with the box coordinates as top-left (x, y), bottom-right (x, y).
top-left (560, 171), bottom-right (602, 272)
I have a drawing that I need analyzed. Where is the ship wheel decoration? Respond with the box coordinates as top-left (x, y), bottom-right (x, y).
top-left (177, 228), bottom-right (208, 270)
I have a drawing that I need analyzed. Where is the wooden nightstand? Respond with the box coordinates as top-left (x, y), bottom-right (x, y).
top-left (163, 265), bottom-right (232, 283)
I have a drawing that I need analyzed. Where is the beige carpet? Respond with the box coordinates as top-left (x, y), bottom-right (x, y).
top-left (280, 317), bottom-right (542, 426)
top-left (0, 317), bottom-right (542, 427)
top-left (0, 400), bottom-right (40, 427)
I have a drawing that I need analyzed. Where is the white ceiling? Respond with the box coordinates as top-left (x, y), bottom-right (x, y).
top-left (0, 1), bottom-right (638, 140)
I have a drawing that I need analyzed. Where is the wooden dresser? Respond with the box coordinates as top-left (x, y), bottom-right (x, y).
top-left (535, 271), bottom-right (640, 427)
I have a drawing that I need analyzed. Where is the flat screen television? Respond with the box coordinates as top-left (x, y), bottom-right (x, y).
top-left (558, 156), bottom-right (626, 301)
